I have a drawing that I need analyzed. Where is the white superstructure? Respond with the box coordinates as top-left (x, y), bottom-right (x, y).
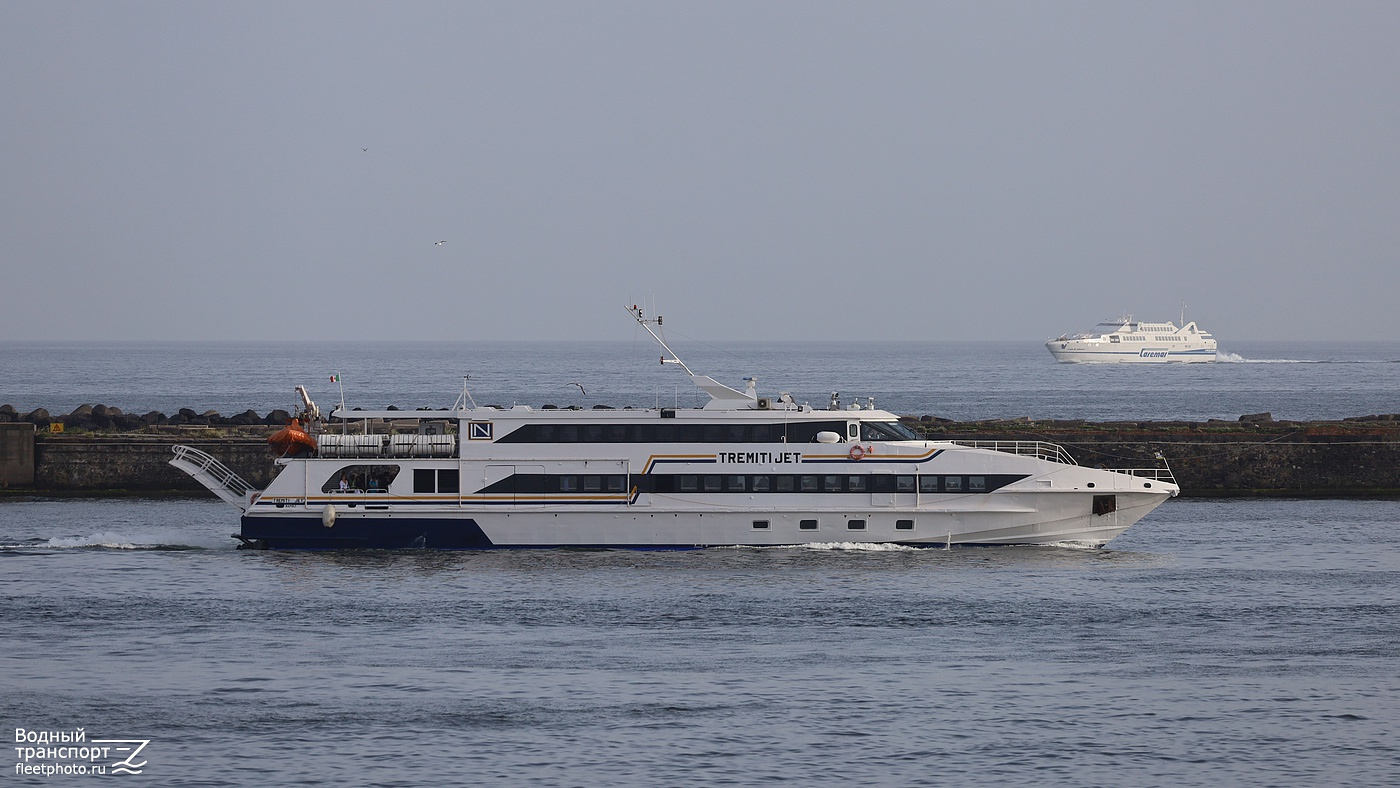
top-left (1047, 316), bottom-right (1217, 363)
top-left (173, 307), bottom-right (1178, 550)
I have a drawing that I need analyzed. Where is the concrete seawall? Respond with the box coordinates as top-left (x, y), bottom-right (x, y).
top-left (1, 416), bottom-right (1398, 498)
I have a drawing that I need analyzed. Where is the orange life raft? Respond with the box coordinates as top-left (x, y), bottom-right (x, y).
top-left (268, 418), bottom-right (317, 456)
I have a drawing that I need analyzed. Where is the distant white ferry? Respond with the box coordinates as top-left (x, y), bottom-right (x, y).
top-left (1047, 316), bottom-right (1217, 363)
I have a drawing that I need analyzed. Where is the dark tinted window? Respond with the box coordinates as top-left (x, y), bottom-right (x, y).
top-left (414, 468), bottom-right (435, 494)
top-left (437, 469), bottom-right (460, 494)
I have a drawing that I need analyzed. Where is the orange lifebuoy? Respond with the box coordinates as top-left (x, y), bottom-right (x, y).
top-left (849, 445), bottom-right (865, 461)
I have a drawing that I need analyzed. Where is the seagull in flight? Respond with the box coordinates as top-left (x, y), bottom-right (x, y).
top-left (361, 147), bottom-right (368, 152)
top-left (434, 240), bottom-right (446, 246)
top-left (568, 382), bottom-right (586, 395)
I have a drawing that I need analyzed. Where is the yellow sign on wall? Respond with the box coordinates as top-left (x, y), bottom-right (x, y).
top-left (49, 422), bottom-right (64, 433)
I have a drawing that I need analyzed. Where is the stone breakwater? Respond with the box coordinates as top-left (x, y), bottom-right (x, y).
top-left (2, 405), bottom-right (1400, 497)
top-left (910, 412), bottom-right (1400, 496)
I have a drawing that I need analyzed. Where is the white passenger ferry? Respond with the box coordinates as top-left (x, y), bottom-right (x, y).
top-left (172, 307), bottom-right (1177, 549)
top-left (1047, 316), bottom-right (1217, 363)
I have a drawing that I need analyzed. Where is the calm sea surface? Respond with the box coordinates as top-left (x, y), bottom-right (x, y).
top-left (3, 341), bottom-right (1399, 784)
top-left (2, 339), bottom-right (1398, 422)
top-left (2, 498), bottom-right (1399, 785)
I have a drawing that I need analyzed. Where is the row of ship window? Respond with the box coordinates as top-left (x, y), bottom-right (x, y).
top-left (496, 420), bottom-right (921, 444)
top-left (321, 466), bottom-right (1023, 495)
top-left (752, 519), bottom-right (915, 531)
top-left (479, 473), bottom-right (1024, 496)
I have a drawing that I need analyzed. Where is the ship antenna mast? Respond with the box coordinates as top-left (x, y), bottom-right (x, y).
top-left (628, 304), bottom-right (694, 377)
top-left (451, 375), bottom-right (479, 410)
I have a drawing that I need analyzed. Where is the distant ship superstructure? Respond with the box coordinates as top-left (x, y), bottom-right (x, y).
top-left (1047, 316), bottom-right (1217, 363)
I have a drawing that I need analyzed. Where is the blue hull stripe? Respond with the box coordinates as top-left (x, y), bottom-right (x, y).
top-left (240, 516), bottom-right (494, 549)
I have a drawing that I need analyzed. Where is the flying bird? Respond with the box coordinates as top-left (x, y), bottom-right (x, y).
top-left (361, 147), bottom-right (368, 152)
top-left (568, 382), bottom-right (586, 395)
top-left (434, 240), bottom-right (446, 246)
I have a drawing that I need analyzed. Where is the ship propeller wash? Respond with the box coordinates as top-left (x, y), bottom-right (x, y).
top-left (172, 306), bottom-right (1178, 549)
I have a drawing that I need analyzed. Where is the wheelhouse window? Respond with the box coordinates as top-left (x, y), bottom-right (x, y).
top-left (945, 476), bottom-right (963, 492)
top-left (859, 421), bottom-right (922, 441)
top-left (969, 476), bottom-right (987, 492)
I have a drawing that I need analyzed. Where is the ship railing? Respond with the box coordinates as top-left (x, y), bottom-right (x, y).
top-left (951, 440), bottom-right (1078, 466)
top-left (170, 444), bottom-right (258, 509)
top-left (1111, 467), bottom-right (1179, 485)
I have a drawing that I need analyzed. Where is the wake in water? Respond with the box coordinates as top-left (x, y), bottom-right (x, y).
top-left (1215, 350), bottom-right (1310, 363)
top-left (21, 529), bottom-right (227, 550)
top-left (1214, 350), bottom-right (1396, 364)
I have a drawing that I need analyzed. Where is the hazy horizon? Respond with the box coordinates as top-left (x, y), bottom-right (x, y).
top-left (4, 2), bottom-right (1398, 343)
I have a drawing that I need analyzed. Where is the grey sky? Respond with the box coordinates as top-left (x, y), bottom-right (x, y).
top-left (3, 1), bottom-right (1397, 342)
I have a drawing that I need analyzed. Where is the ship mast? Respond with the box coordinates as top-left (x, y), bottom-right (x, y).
top-left (628, 304), bottom-right (694, 376)
top-left (626, 304), bottom-right (757, 409)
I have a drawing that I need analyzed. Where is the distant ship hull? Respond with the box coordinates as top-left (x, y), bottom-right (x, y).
top-left (1047, 317), bottom-right (1217, 363)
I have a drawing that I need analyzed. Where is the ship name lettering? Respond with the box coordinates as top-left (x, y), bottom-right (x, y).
top-left (716, 451), bottom-right (801, 464)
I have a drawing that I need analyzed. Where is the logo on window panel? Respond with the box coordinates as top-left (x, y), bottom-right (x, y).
top-left (468, 421), bottom-right (493, 440)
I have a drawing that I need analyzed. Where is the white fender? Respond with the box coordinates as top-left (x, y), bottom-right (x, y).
top-left (322, 504), bottom-right (337, 528)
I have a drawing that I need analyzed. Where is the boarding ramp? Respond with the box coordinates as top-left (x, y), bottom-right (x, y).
top-left (170, 445), bottom-right (259, 510)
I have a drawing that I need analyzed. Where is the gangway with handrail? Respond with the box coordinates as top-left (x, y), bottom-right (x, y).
top-left (170, 445), bottom-right (259, 510)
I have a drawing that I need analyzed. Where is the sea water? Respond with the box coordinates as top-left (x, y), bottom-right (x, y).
top-left (2, 498), bottom-right (1398, 785)
top-left (2, 339), bottom-right (1398, 422)
top-left (3, 341), bottom-right (1400, 784)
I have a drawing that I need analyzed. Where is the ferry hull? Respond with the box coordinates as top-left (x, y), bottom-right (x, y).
top-left (237, 490), bottom-right (1169, 549)
top-left (1046, 345), bottom-right (1217, 363)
